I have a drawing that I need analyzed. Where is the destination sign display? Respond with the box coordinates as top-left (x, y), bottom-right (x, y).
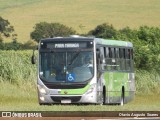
top-left (41, 42), bottom-right (93, 49)
top-left (54, 43), bottom-right (79, 48)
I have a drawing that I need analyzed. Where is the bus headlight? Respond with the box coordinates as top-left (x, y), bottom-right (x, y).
top-left (85, 84), bottom-right (96, 95)
top-left (40, 96), bottom-right (45, 101)
top-left (40, 88), bottom-right (46, 94)
top-left (38, 85), bottom-right (47, 94)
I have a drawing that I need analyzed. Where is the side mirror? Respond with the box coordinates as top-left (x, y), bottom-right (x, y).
top-left (31, 55), bottom-right (36, 64)
top-left (31, 47), bottom-right (38, 64)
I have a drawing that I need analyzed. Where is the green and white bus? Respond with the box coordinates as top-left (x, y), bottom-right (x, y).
top-left (32, 35), bottom-right (135, 105)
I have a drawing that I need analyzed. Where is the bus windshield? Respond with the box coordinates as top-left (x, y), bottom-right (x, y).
top-left (39, 51), bottom-right (94, 83)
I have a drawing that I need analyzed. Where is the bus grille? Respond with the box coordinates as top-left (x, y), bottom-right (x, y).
top-left (50, 96), bottom-right (81, 103)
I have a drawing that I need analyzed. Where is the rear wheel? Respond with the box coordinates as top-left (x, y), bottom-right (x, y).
top-left (103, 87), bottom-right (106, 105)
top-left (120, 86), bottom-right (125, 106)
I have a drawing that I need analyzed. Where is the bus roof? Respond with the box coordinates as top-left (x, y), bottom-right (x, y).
top-left (41, 36), bottom-right (133, 47)
top-left (95, 38), bottom-right (133, 47)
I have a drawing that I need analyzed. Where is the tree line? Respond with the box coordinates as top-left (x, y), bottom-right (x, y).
top-left (0, 16), bottom-right (160, 72)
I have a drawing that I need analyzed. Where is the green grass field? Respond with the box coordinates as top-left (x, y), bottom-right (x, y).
top-left (0, 0), bottom-right (160, 42)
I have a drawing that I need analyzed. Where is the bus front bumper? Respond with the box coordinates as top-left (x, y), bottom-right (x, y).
top-left (38, 91), bottom-right (97, 104)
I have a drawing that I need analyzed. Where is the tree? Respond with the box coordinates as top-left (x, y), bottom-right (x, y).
top-left (0, 16), bottom-right (16, 41)
top-left (88, 23), bottom-right (117, 39)
top-left (30, 22), bottom-right (76, 42)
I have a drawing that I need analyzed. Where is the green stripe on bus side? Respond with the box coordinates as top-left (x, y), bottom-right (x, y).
top-left (104, 72), bottom-right (129, 97)
top-left (60, 84), bottom-right (90, 95)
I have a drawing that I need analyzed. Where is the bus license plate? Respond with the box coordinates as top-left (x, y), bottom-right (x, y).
top-left (61, 99), bottom-right (71, 103)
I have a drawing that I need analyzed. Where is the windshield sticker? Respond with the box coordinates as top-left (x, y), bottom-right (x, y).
top-left (67, 73), bottom-right (75, 82)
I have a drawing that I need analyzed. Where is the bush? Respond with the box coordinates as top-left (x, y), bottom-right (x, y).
top-left (116, 27), bottom-right (139, 42)
top-left (0, 40), bottom-right (37, 50)
top-left (138, 26), bottom-right (160, 45)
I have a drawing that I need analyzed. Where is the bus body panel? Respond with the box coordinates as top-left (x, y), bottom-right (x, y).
top-left (37, 73), bottom-right (99, 104)
top-left (103, 72), bottom-right (135, 104)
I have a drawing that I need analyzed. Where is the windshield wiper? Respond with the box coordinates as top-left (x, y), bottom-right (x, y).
top-left (68, 50), bottom-right (81, 65)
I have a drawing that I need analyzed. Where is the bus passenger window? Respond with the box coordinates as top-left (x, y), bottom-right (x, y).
top-left (116, 48), bottom-right (120, 71)
top-left (119, 48), bottom-right (126, 71)
top-left (130, 49), bottom-right (134, 71)
top-left (113, 48), bottom-right (116, 58)
top-left (104, 47), bottom-right (106, 58)
top-left (119, 48), bottom-right (122, 58)
top-left (109, 47), bottom-right (112, 58)
top-left (123, 48), bottom-right (126, 59)
top-left (105, 47), bottom-right (111, 71)
top-left (116, 48), bottom-right (119, 58)
top-left (128, 49), bottom-right (131, 59)
top-left (111, 48), bottom-right (116, 70)
top-left (131, 49), bottom-right (133, 59)
top-left (126, 49), bottom-right (131, 71)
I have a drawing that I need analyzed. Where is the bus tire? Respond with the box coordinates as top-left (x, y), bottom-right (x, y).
top-left (120, 86), bottom-right (125, 106)
top-left (103, 87), bottom-right (106, 105)
top-left (39, 103), bottom-right (43, 105)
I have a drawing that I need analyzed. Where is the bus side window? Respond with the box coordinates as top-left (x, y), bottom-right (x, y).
top-left (105, 47), bottom-right (109, 61)
top-left (100, 47), bottom-right (105, 64)
top-left (104, 47), bottom-right (106, 58)
top-left (119, 48), bottom-right (126, 71)
top-left (116, 48), bottom-right (119, 58)
top-left (130, 49), bottom-right (134, 71)
top-left (107, 47), bottom-right (112, 71)
top-left (128, 49), bottom-right (131, 59)
top-left (131, 49), bottom-right (133, 60)
top-left (116, 48), bottom-right (120, 71)
top-left (126, 49), bottom-right (131, 71)
top-left (111, 48), bottom-right (116, 70)
top-left (123, 48), bottom-right (126, 59)
top-left (109, 47), bottom-right (112, 58)
top-left (112, 48), bottom-right (116, 58)
top-left (96, 49), bottom-right (100, 65)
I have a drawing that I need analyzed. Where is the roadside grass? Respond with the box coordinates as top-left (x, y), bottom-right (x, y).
top-left (135, 70), bottom-right (160, 95)
top-left (0, 0), bottom-right (160, 42)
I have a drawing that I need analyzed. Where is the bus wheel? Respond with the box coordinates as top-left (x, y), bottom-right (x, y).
top-left (39, 103), bottom-right (43, 105)
top-left (103, 87), bottom-right (106, 105)
top-left (120, 86), bottom-right (125, 106)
